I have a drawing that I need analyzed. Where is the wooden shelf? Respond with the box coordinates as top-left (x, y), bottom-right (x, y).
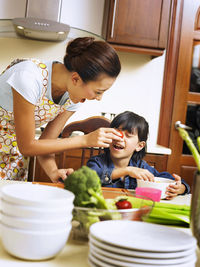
top-left (193, 30), bottom-right (200, 40)
top-left (187, 92), bottom-right (200, 104)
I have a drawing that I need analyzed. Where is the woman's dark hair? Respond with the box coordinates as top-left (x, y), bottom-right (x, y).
top-left (110, 111), bottom-right (149, 162)
top-left (64, 37), bottom-right (121, 82)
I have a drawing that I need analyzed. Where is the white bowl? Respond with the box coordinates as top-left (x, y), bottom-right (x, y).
top-left (1, 183), bottom-right (74, 208)
top-left (1, 222), bottom-right (71, 260)
top-left (1, 212), bottom-right (72, 231)
top-left (137, 177), bottom-right (176, 199)
top-left (1, 199), bottom-right (74, 220)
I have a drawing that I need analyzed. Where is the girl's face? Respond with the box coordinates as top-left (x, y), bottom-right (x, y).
top-left (69, 73), bottom-right (116, 103)
top-left (109, 128), bottom-right (145, 160)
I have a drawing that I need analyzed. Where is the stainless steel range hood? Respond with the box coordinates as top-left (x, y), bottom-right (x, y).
top-left (12, 17), bottom-right (70, 42)
top-left (26, 0), bottom-right (62, 22)
top-left (12, 0), bottom-right (70, 42)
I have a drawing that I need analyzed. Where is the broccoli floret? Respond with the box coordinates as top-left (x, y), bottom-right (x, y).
top-left (73, 209), bottom-right (101, 233)
top-left (64, 166), bottom-right (108, 209)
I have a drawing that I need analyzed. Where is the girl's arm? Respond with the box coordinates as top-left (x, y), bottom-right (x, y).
top-left (111, 167), bottom-right (155, 181)
top-left (165, 174), bottom-right (187, 199)
top-left (13, 89), bottom-right (123, 156)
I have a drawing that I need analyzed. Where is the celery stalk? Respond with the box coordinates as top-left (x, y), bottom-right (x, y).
top-left (197, 136), bottom-right (200, 152)
top-left (178, 128), bottom-right (200, 171)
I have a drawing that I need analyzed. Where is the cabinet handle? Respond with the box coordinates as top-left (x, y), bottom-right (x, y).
top-left (111, 0), bottom-right (118, 38)
top-left (175, 121), bottom-right (192, 130)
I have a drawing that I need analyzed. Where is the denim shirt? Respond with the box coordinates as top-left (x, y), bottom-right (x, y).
top-left (87, 151), bottom-right (190, 194)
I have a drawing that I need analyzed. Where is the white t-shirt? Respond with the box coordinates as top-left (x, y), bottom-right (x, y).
top-left (0, 59), bottom-right (81, 112)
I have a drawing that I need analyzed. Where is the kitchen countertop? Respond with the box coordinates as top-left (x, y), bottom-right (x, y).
top-left (0, 181), bottom-right (198, 266)
top-left (146, 142), bottom-right (171, 155)
top-left (0, 230), bottom-right (199, 267)
top-left (0, 240), bottom-right (89, 267)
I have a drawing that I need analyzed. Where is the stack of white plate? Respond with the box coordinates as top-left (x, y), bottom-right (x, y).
top-left (0, 183), bottom-right (74, 260)
top-left (88, 220), bottom-right (197, 267)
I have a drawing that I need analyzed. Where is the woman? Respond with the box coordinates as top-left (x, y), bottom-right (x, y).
top-left (0, 37), bottom-right (122, 182)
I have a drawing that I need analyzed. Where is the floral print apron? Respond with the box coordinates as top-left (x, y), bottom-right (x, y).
top-left (0, 59), bottom-right (71, 181)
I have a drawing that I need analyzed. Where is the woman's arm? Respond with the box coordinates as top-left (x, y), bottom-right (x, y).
top-left (13, 89), bottom-right (123, 156)
top-left (37, 153), bottom-right (74, 183)
top-left (37, 109), bottom-right (75, 183)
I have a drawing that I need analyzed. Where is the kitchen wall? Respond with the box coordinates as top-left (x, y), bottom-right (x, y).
top-left (0, 0), bottom-right (166, 147)
top-left (0, 0), bottom-right (105, 36)
top-left (0, 35), bottom-right (165, 146)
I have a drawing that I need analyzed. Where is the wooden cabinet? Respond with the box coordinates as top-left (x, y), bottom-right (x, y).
top-left (103, 0), bottom-right (172, 56)
top-left (158, 0), bottom-right (200, 191)
top-left (28, 150), bottom-right (168, 183)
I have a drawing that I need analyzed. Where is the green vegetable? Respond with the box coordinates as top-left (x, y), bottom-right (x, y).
top-left (64, 166), bottom-right (108, 209)
top-left (178, 128), bottom-right (200, 171)
top-left (197, 136), bottom-right (200, 152)
top-left (64, 166), bottom-right (116, 238)
top-left (127, 196), bottom-right (190, 227)
top-left (72, 209), bottom-right (101, 235)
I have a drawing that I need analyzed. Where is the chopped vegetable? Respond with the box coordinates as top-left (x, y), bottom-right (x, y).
top-left (116, 199), bottom-right (132, 209)
top-left (64, 166), bottom-right (116, 236)
top-left (117, 130), bottom-right (124, 138)
top-left (64, 166), bottom-right (108, 209)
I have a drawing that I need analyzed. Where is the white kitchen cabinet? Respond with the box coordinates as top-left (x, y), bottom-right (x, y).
top-left (0, 0), bottom-right (26, 19)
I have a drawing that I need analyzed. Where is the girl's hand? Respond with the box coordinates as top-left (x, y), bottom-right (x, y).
top-left (127, 167), bottom-right (155, 182)
top-left (85, 127), bottom-right (123, 148)
top-left (165, 174), bottom-right (186, 200)
top-left (49, 168), bottom-right (74, 183)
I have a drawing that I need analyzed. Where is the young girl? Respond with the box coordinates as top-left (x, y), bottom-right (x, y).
top-left (87, 111), bottom-right (190, 199)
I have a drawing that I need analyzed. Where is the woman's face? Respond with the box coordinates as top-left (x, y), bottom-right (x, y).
top-left (69, 73), bottom-right (116, 103)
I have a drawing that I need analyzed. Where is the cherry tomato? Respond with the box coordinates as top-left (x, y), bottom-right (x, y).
top-left (118, 130), bottom-right (124, 138)
top-left (115, 199), bottom-right (132, 209)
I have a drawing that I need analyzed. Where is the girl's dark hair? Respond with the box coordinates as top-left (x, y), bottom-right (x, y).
top-left (64, 37), bottom-right (121, 82)
top-left (110, 111), bottom-right (149, 162)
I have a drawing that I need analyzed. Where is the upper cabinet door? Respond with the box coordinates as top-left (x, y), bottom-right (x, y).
top-left (105, 0), bottom-right (172, 49)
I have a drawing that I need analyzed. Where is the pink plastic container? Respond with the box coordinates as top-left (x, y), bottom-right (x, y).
top-left (136, 187), bottom-right (162, 202)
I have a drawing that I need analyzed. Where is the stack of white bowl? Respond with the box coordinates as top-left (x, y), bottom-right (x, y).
top-left (0, 183), bottom-right (74, 261)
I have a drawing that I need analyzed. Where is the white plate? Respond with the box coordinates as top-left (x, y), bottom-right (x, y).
top-left (90, 220), bottom-right (196, 252)
top-left (90, 244), bottom-right (196, 266)
top-left (89, 252), bottom-right (196, 267)
top-left (88, 258), bottom-right (100, 267)
top-left (89, 235), bottom-right (195, 259)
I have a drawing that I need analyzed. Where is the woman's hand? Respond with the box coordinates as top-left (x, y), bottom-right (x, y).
top-left (84, 127), bottom-right (123, 148)
top-left (165, 174), bottom-right (186, 200)
top-left (127, 166), bottom-right (155, 181)
top-left (49, 168), bottom-right (74, 183)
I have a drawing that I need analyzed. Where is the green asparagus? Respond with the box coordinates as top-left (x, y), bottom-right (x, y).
top-left (178, 128), bottom-right (200, 171)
